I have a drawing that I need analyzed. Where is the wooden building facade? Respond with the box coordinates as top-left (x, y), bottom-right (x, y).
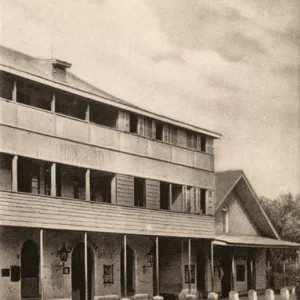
top-left (0, 46), bottom-right (220, 300)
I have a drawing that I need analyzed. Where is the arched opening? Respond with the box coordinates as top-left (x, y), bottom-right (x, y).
top-left (121, 245), bottom-right (135, 295)
top-left (197, 249), bottom-right (206, 298)
top-left (72, 242), bottom-right (94, 300)
top-left (21, 240), bottom-right (39, 298)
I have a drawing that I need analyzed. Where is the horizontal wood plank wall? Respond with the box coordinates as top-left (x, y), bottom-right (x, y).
top-left (116, 174), bottom-right (134, 207)
top-left (0, 190), bottom-right (215, 238)
top-left (146, 179), bottom-right (160, 210)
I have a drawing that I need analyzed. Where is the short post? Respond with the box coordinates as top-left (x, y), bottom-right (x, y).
top-left (12, 155), bottom-right (18, 192)
top-left (229, 291), bottom-right (239, 300)
top-left (207, 292), bottom-right (218, 300)
top-left (50, 163), bottom-right (56, 196)
top-left (85, 169), bottom-right (90, 201)
top-left (280, 287), bottom-right (290, 300)
top-left (12, 79), bottom-right (17, 102)
top-left (247, 289), bottom-right (257, 300)
top-left (265, 289), bottom-right (274, 300)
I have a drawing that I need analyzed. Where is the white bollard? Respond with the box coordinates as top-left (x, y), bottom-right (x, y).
top-left (185, 294), bottom-right (196, 300)
top-left (265, 289), bottom-right (275, 300)
top-left (229, 291), bottom-right (239, 300)
top-left (247, 289), bottom-right (257, 300)
top-left (153, 296), bottom-right (164, 300)
top-left (280, 287), bottom-right (290, 299)
top-left (207, 292), bottom-right (218, 300)
top-left (290, 286), bottom-right (296, 295)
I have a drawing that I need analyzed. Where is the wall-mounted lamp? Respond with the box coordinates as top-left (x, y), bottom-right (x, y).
top-left (143, 245), bottom-right (155, 273)
top-left (56, 242), bottom-right (69, 269)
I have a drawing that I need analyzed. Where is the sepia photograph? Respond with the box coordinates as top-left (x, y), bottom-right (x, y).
top-left (0, 1), bottom-right (299, 299)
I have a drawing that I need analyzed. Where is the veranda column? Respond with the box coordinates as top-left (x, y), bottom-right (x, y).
top-left (124, 235), bottom-right (128, 298)
top-left (231, 248), bottom-right (235, 291)
top-left (40, 229), bottom-right (44, 300)
top-left (85, 169), bottom-right (91, 201)
top-left (51, 92), bottom-right (56, 112)
top-left (188, 238), bottom-right (192, 294)
top-left (51, 163), bottom-right (56, 196)
top-left (282, 249), bottom-right (286, 287)
top-left (249, 249), bottom-right (254, 289)
top-left (12, 79), bottom-right (17, 102)
top-left (211, 241), bottom-right (214, 292)
top-left (84, 232), bottom-right (88, 300)
top-left (156, 236), bottom-right (160, 296)
top-left (266, 249), bottom-right (271, 288)
top-left (12, 155), bottom-right (18, 191)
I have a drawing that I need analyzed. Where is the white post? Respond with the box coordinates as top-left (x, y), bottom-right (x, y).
top-left (12, 79), bottom-right (17, 102)
top-left (124, 235), bottom-right (127, 297)
top-left (211, 241), bottom-right (214, 292)
top-left (85, 169), bottom-right (90, 201)
top-left (12, 155), bottom-right (18, 191)
top-left (51, 163), bottom-right (56, 196)
top-left (84, 232), bottom-right (88, 300)
top-left (188, 238), bottom-right (192, 294)
top-left (40, 229), bottom-right (44, 300)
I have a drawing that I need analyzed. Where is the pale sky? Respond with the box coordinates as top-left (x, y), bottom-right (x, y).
top-left (1, 0), bottom-right (299, 199)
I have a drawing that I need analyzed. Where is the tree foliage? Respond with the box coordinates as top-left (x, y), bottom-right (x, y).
top-left (260, 193), bottom-right (300, 243)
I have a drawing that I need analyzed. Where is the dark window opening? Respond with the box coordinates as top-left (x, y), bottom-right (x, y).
top-left (121, 246), bottom-right (135, 295)
top-left (160, 182), bottom-right (170, 210)
top-left (56, 91), bottom-right (87, 120)
top-left (129, 113), bottom-right (138, 134)
top-left (200, 135), bottom-right (207, 152)
top-left (134, 177), bottom-right (146, 207)
top-left (236, 265), bottom-right (245, 282)
top-left (90, 101), bottom-right (118, 128)
top-left (0, 71), bottom-right (14, 100)
top-left (17, 78), bottom-right (52, 111)
top-left (90, 171), bottom-right (114, 203)
top-left (18, 157), bottom-right (50, 195)
top-left (0, 153), bottom-right (13, 191)
top-left (200, 188), bottom-right (206, 214)
top-left (58, 164), bottom-right (85, 200)
top-left (156, 121), bottom-right (163, 141)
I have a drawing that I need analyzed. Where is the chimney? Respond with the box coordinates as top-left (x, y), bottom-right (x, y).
top-left (52, 59), bottom-right (71, 81)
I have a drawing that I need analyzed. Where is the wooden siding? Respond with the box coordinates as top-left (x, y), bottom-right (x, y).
top-left (145, 179), bottom-right (160, 210)
top-left (116, 174), bottom-right (134, 207)
top-left (0, 100), bottom-right (214, 171)
top-left (0, 125), bottom-right (215, 188)
top-left (0, 190), bottom-right (215, 238)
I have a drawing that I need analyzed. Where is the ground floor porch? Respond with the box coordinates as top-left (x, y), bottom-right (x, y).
top-left (0, 226), bottom-right (215, 300)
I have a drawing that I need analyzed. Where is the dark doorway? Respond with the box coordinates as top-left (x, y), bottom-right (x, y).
top-left (197, 249), bottom-right (206, 298)
top-left (121, 245), bottom-right (135, 295)
top-left (21, 240), bottom-right (39, 298)
top-left (72, 243), bottom-right (94, 300)
top-left (221, 249), bottom-right (232, 298)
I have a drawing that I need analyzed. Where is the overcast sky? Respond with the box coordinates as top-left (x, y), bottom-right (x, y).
top-left (1, 0), bottom-right (299, 199)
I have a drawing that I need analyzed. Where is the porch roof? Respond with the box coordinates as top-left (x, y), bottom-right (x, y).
top-left (215, 234), bottom-right (300, 248)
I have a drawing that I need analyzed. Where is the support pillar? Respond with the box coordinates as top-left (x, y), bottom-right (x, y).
top-left (124, 235), bottom-right (128, 298)
top-left (188, 238), bottom-right (192, 294)
top-left (266, 249), bottom-right (271, 288)
top-left (12, 80), bottom-right (17, 102)
top-left (40, 229), bottom-right (44, 300)
top-left (85, 102), bottom-right (90, 121)
top-left (211, 241), bottom-right (214, 292)
top-left (51, 92), bottom-right (56, 112)
top-left (231, 248), bottom-right (235, 291)
top-left (250, 250), bottom-right (254, 289)
top-left (84, 232), bottom-right (88, 300)
top-left (169, 184), bottom-right (172, 210)
top-left (156, 236), bottom-right (159, 296)
top-left (51, 163), bottom-right (56, 196)
top-left (282, 249), bottom-right (286, 287)
top-left (12, 155), bottom-right (18, 192)
top-left (85, 169), bottom-right (90, 201)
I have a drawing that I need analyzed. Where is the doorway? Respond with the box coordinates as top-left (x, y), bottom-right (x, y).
top-left (221, 249), bottom-right (232, 298)
top-left (72, 243), bottom-right (94, 300)
top-left (21, 240), bottom-right (39, 298)
top-left (121, 245), bottom-right (135, 295)
top-left (197, 249), bottom-right (206, 297)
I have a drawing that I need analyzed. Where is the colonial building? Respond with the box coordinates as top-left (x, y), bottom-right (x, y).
top-left (213, 170), bottom-right (299, 297)
top-left (0, 46), bottom-right (221, 300)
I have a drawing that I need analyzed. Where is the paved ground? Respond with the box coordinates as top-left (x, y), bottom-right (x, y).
top-left (226, 295), bottom-right (298, 300)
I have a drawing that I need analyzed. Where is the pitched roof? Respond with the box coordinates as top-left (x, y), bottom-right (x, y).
top-left (215, 169), bottom-right (280, 239)
top-left (215, 170), bottom-right (243, 207)
top-left (0, 45), bottom-right (221, 138)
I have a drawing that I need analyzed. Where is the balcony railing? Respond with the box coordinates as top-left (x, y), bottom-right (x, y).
top-left (0, 99), bottom-right (214, 171)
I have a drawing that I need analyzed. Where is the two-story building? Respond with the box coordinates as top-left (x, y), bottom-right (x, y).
top-left (0, 46), bottom-right (221, 300)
